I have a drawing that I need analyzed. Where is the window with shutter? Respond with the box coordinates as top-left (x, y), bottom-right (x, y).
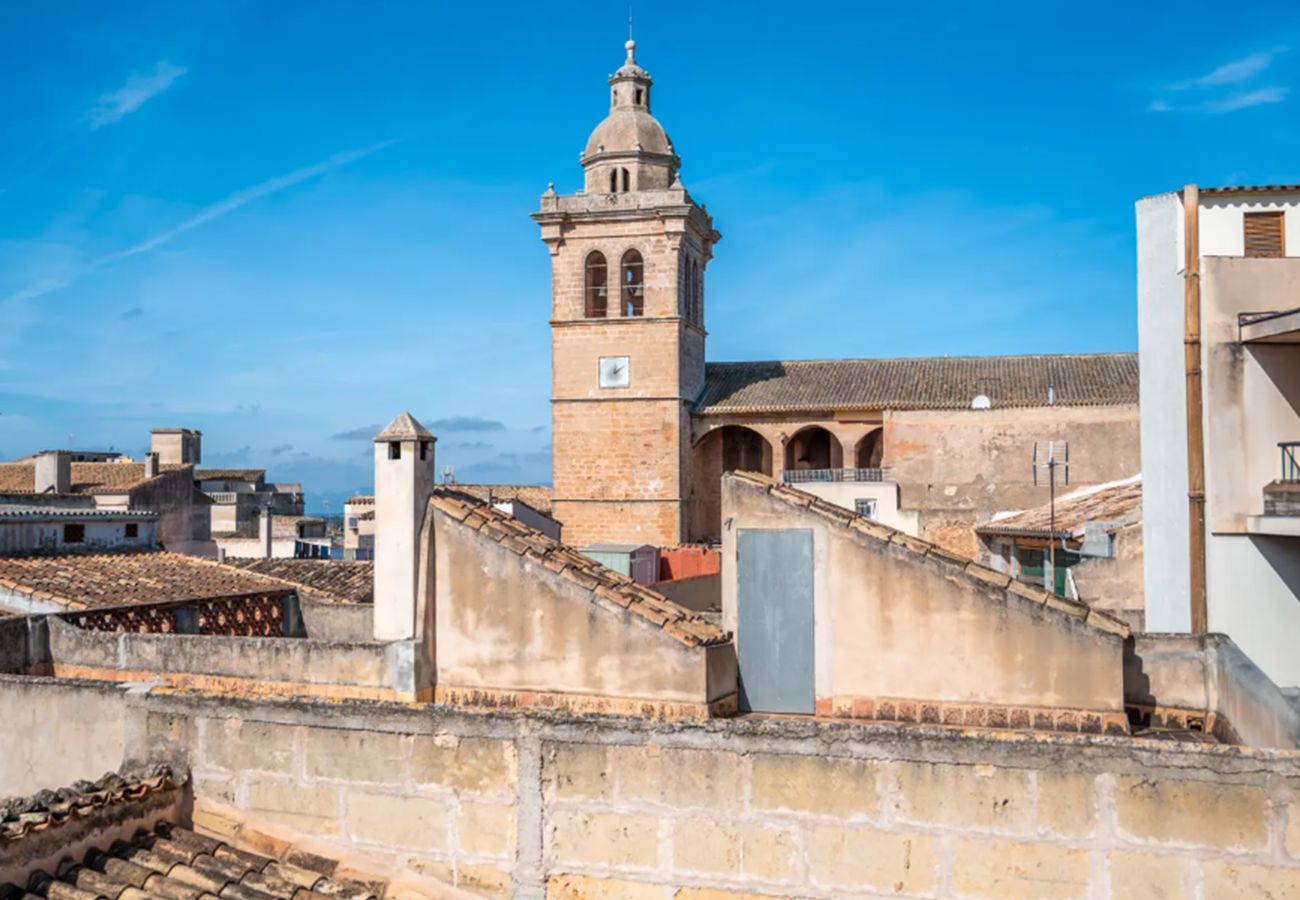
top-left (1244, 212), bottom-right (1285, 258)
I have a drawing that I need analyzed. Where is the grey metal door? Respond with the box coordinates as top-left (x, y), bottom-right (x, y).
top-left (737, 528), bottom-right (814, 713)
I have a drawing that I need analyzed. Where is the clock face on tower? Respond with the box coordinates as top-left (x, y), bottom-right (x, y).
top-left (598, 356), bottom-right (631, 389)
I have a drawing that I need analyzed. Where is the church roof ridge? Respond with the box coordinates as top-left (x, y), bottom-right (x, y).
top-left (697, 354), bottom-right (1139, 414)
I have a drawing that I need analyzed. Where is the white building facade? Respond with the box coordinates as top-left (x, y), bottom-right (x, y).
top-left (1137, 184), bottom-right (1300, 686)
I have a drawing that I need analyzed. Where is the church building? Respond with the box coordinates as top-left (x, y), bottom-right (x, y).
top-left (535, 39), bottom-right (1140, 553)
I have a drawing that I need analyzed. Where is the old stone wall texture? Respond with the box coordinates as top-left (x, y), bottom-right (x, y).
top-left (1073, 523), bottom-right (1146, 631)
top-left (886, 405), bottom-right (1142, 558)
top-left (108, 690), bottom-right (1300, 900)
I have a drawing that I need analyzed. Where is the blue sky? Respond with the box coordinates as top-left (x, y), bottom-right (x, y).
top-left (2, 1), bottom-right (1298, 511)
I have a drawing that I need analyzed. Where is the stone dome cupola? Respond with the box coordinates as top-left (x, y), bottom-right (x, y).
top-left (581, 39), bottom-right (680, 194)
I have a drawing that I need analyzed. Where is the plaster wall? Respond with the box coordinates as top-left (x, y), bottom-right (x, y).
top-left (1136, 192), bottom-right (1192, 631)
top-left (1070, 523), bottom-right (1145, 631)
top-left (432, 505), bottom-right (728, 706)
top-left (211, 536), bottom-right (296, 559)
top-left (373, 437), bottom-right (434, 641)
top-left (1199, 192), bottom-right (1300, 256)
top-left (1125, 633), bottom-right (1300, 749)
top-left (0, 675), bottom-right (127, 795)
top-left (885, 405), bottom-right (1140, 557)
top-left (720, 477), bottom-right (1124, 715)
top-left (0, 518), bottom-right (155, 555)
top-left (791, 481), bottom-right (920, 536)
top-left (1195, 257), bottom-right (1300, 687)
top-left (123, 468), bottom-right (211, 551)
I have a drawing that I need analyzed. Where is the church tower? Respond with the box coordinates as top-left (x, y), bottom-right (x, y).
top-left (533, 38), bottom-right (720, 547)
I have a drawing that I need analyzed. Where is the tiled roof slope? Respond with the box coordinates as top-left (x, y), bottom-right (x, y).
top-left (1, 767), bottom-right (179, 844)
top-left (0, 462), bottom-right (188, 495)
top-left (1, 769), bottom-right (439, 900)
top-left (194, 468), bottom-right (266, 482)
top-left (0, 552), bottom-right (293, 610)
top-left (696, 353), bottom-right (1139, 414)
top-left (347, 486), bottom-right (555, 514)
top-left (226, 559), bottom-right (373, 604)
top-left (731, 472), bottom-right (1129, 638)
top-left (431, 489), bottom-right (726, 647)
top-left (979, 475), bottom-right (1142, 538)
top-left (454, 483), bottom-right (554, 514)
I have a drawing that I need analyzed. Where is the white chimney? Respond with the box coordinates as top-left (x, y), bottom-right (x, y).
top-left (373, 412), bottom-right (436, 640)
top-left (143, 452), bottom-right (160, 479)
top-left (34, 451), bottom-right (71, 494)
top-left (259, 508), bottom-right (273, 559)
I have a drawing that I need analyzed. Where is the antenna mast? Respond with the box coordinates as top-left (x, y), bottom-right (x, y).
top-left (1032, 440), bottom-right (1070, 593)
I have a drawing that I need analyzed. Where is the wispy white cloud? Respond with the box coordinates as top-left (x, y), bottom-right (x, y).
top-left (90, 61), bottom-right (188, 128)
top-left (1151, 49), bottom-right (1288, 114)
top-left (98, 139), bottom-right (399, 264)
top-left (1150, 86), bottom-right (1288, 114)
top-left (1169, 51), bottom-right (1277, 89)
top-left (1, 139), bottom-right (399, 307)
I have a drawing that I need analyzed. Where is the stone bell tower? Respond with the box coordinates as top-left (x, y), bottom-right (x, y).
top-left (533, 38), bottom-right (721, 548)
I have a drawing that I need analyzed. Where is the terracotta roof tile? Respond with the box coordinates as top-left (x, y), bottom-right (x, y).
top-left (696, 353), bottom-right (1139, 415)
top-left (733, 471), bottom-right (1130, 638)
top-left (0, 551), bottom-right (295, 610)
top-left (344, 496), bottom-right (375, 506)
top-left (978, 475), bottom-right (1142, 538)
top-left (225, 559), bottom-right (373, 604)
top-left (0, 462), bottom-right (189, 495)
top-left (0, 770), bottom-right (442, 899)
top-left (0, 766), bottom-right (180, 844)
top-left (430, 488), bottom-right (727, 647)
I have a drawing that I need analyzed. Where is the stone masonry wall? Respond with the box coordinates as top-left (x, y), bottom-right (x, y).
top-left (103, 689), bottom-right (1300, 900)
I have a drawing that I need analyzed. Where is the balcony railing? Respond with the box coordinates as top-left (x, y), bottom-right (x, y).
top-left (204, 491), bottom-right (238, 504)
top-left (782, 467), bottom-right (890, 484)
top-left (1282, 442), bottom-right (1300, 482)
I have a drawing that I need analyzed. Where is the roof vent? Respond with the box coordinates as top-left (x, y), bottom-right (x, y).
top-left (970, 394), bottom-right (992, 410)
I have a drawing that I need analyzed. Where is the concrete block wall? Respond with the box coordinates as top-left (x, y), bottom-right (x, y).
top-left (107, 691), bottom-right (1300, 900)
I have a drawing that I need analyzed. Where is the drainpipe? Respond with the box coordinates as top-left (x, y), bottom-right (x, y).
top-left (1183, 184), bottom-right (1208, 633)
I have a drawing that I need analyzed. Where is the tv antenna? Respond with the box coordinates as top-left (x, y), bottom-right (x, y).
top-left (1032, 440), bottom-right (1070, 592)
top-left (441, 464), bottom-right (457, 485)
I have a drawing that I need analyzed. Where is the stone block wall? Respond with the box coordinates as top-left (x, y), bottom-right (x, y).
top-left (182, 714), bottom-right (520, 897)
top-left (111, 690), bottom-right (1300, 900)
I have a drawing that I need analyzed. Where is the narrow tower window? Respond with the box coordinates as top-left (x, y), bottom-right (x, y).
top-left (585, 251), bottom-right (608, 317)
top-left (635, 88), bottom-right (643, 105)
top-left (609, 169), bottom-right (618, 193)
top-left (621, 168), bottom-right (631, 192)
top-left (691, 260), bottom-right (703, 324)
top-left (1244, 211), bottom-right (1285, 257)
top-left (622, 249), bottom-right (644, 316)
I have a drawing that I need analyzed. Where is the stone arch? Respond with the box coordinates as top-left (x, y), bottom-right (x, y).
top-left (855, 427), bottom-right (884, 469)
top-left (687, 425), bottom-right (773, 542)
top-left (784, 425), bottom-right (841, 472)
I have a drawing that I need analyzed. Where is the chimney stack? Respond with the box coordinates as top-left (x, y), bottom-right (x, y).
top-left (143, 452), bottom-right (160, 479)
top-left (259, 508), bottom-right (273, 559)
top-left (34, 451), bottom-right (71, 494)
top-left (373, 412), bottom-right (436, 640)
top-left (150, 428), bottom-right (202, 466)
